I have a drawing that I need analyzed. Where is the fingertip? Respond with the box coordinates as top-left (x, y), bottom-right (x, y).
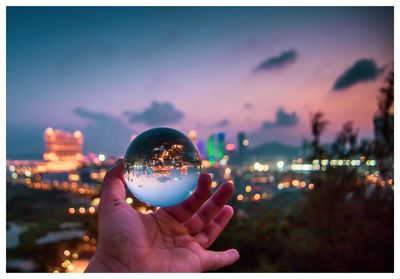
top-left (219, 181), bottom-right (235, 196)
top-left (227, 181), bottom-right (235, 192)
top-left (199, 172), bottom-right (212, 185)
top-left (228, 248), bottom-right (240, 260)
top-left (224, 205), bottom-right (234, 216)
top-left (197, 173), bottom-right (212, 196)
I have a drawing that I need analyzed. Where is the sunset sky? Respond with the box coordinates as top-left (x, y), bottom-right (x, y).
top-left (7, 7), bottom-right (394, 157)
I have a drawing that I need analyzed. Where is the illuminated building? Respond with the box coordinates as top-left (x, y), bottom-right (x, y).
top-left (207, 135), bottom-right (216, 165)
top-left (43, 128), bottom-right (84, 172)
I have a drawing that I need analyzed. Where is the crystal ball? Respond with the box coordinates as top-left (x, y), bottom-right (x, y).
top-left (123, 127), bottom-right (202, 207)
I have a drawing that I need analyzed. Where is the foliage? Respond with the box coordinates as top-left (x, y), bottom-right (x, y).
top-left (212, 168), bottom-right (394, 272)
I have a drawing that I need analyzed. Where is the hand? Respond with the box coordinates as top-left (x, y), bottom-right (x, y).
top-left (85, 159), bottom-right (239, 272)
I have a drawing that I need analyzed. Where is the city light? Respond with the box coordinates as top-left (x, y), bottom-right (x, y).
top-left (253, 162), bottom-right (269, 172)
top-left (188, 130), bottom-right (198, 142)
top-left (98, 154), bottom-right (106, 162)
top-left (237, 194), bottom-right (244, 201)
top-left (202, 160), bottom-right (211, 168)
top-left (91, 198), bottom-right (100, 207)
top-left (45, 127), bottom-right (54, 136)
top-left (225, 143), bottom-right (236, 151)
top-left (126, 197), bottom-right (133, 205)
top-left (73, 130), bottom-right (82, 138)
top-left (291, 164), bottom-right (313, 171)
top-left (245, 185), bottom-right (252, 193)
top-left (211, 181), bottom-right (218, 188)
top-left (242, 139), bottom-right (249, 146)
top-left (68, 174), bottom-right (80, 181)
top-left (277, 161), bottom-right (284, 169)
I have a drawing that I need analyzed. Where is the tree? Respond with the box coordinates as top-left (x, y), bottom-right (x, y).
top-left (374, 71), bottom-right (394, 179)
top-left (332, 121), bottom-right (359, 158)
top-left (310, 111), bottom-right (329, 159)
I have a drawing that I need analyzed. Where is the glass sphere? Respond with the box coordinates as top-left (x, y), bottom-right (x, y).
top-left (123, 127), bottom-right (202, 207)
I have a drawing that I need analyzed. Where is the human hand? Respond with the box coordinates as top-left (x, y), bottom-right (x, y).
top-left (85, 159), bottom-right (239, 272)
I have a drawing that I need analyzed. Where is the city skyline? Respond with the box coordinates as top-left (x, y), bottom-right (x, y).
top-left (7, 7), bottom-right (394, 157)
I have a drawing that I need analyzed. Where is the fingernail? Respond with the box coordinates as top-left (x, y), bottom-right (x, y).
top-left (230, 249), bottom-right (240, 259)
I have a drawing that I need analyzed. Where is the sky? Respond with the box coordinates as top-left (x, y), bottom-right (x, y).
top-left (6, 7), bottom-right (394, 158)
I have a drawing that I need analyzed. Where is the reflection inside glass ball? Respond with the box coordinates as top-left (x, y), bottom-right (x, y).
top-left (124, 127), bottom-right (202, 207)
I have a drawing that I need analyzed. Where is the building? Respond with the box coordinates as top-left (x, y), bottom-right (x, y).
top-left (236, 132), bottom-right (249, 164)
top-left (216, 132), bottom-right (226, 160)
top-left (43, 128), bottom-right (84, 172)
top-left (207, 135), bottom-right (216, 165)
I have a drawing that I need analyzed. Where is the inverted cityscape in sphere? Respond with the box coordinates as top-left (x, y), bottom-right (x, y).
top-left (124, 127), bottom-right (202, 207)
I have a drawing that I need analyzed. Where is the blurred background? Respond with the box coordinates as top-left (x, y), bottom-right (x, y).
top-left (6, 7), bottom-right (393, 272)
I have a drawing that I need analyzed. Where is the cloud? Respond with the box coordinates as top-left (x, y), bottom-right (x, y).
top-left (217, 119), bottom-right (230, 127)
top-left (244, 102), bottom-right (253, 109)
top-left (124, 101), bottom-right (184, 126)
top-left (333, 59), bottom-right (385, 90)
top-left (262, 109), bottom-right (299, 129)
top-left (254, 49), bottom-right (298, 72)
top-left (73, 107), bottom-right (132, 155)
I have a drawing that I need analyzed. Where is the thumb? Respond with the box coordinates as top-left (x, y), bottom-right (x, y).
top-left (99, 158), bottom-right (126, 206)
top-left (202, 249), bottom-right (240, 271)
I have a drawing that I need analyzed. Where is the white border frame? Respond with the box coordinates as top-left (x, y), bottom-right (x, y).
top-left (1, 1), bottom-right (398, 278)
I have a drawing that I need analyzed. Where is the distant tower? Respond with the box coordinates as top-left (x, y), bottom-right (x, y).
top-left (237, 132), bottom-right (249, 164)
top-left (216, 132), bottom-right (226, 160)
top-left (43, 128), bottom-right (84, 172)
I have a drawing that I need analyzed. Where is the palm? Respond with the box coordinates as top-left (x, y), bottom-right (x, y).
top-left (87, 160), bottom-right (239, 272)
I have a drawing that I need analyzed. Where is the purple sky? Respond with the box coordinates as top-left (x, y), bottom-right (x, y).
top-left (7, 7), bottom-right (394, 157)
